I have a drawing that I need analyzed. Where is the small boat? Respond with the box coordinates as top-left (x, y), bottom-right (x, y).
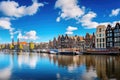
top-left (49, 49), bottom-right (58, 54)
top-left (75, 51), bottom-right (83, 55)
top-left (40, 49), bottom-right (49, 53)
top-left (58, 51), bottom-right (77, 55)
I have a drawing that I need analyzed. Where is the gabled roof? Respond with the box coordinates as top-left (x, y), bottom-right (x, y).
top-left (114, 23), bottom-right (120, 29)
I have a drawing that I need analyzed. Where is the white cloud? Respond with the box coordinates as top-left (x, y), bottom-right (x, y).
top-left (55, 0), bottom-right (120, 29)
top-left (0, 18), bottom-right (12, 30)
top-left (0, 0), bottom-right (44, 40)
top-left (0, 0), bottom-right (44, 18)
top-left (67, 26), bottom-right (78, 31)
top-left (109, 8), bottom-right (120, 17)
top-left (0, 18), bottom-right (21, 39)
top-left (80, 11), bottom-right (99, 29)
top-left (17, 30), bottom-right (39, 40)
top-left (10, 29), bottom-right (21, 39)
top-left (65, 31), bottom-right (73, 35)
top-left (80, 11), bottom-right (120, 29)
top-left (55, 0), bottom-right (84, 22)
top-left (56, 17), bottom-right (60, 22)
top-left (66, 26), bottom-right (78, 35)
top-left (0, 18), bottom-right (16, 39)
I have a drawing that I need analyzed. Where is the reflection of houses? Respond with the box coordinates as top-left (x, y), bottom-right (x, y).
top-left (95, 56), bottom-right (108, 80)
top-left (106, 23), bottom-right (120, 48)
top-left (94, 56), bottom-right (120, 80)
top-left (83, 55), bottom-right (120, 80)
top-left (50, 55), bottom-right (85, 68)
top-left (95, 25), bottom-right (106, 48)
top-left (85, 55), bottom-right (95, 70)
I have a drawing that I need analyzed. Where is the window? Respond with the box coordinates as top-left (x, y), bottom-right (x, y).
top-left (99, 28), bottom-right (101, 32)
top-left (114, 38), bottom-right (117, 42)
top-left (110, 42), bottom-right (113, 47)
top-left (107, 43), bottom-right (109, 47)
top-left (100, 44), bottom-right (101, 48)
top-left (101, 38), bottom-right (103, 42)
top-left (102, 34), bottom-right (104, 37)
top-left (97, 39), bottom-right (98, 42)
top-left (110, 30), bottom-right (112, 32)
top-left (99, 34), bottom-right (101, 37)
top-left (101, 43), bottom-right (103, 48)
top-left (110, 33), bottom-right (112, 36)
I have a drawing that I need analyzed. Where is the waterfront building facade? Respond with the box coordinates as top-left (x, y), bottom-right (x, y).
top-left (106, 23), bottom-right (120, 48)
top-left (84, 33), bottom-right (95, 49)
top-left (49, 34), bottom-right (85, 52)
top-left (113, 23), bottom-right (120, 48)
top-left (95, 25), bottom-right (106, 48)
top-left (106, 25), bottom-right (114, 48)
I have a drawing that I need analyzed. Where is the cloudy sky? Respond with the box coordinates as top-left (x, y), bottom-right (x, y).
top-left (0, 0), bottom-right (120, 43)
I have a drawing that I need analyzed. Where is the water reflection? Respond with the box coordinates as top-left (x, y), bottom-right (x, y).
top-left (0, 53), bottom-right (13, 80)
top-left (0, 53), bottom-right (120, 80)
top-left (49, 54), bottom-right (120, 80)
top-left (17, 53), bottom-right (38, 69)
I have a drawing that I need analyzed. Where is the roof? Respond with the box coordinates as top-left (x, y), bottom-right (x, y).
top-left (90, 35), bottom-right (93, 39)
top-left (13, 42), bottom-right (27, 45)
top-left (19, 42), bottom-right (27, 45)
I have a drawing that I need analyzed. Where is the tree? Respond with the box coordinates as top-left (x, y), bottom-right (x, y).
top-left (9, 44), bottom-right (14, 50)
top-left (1, 44), bottom-right (5, 49)
top-left (19, 44), bottom-right (23, 50)
top-left (29, 42), bottom-right (35, 52)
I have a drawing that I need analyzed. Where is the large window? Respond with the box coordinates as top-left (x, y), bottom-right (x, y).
top-left (103, 38), bottom-right (104, 42)
top-left (99, 34), bottom-right (101, 37)
top-left (99, 28), bottom-right (101, 32)
top-left (97, 39), bottom-right (98, 42)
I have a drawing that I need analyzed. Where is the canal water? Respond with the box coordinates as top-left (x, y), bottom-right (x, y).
top-left (0, 52), bottom-right (120, 80)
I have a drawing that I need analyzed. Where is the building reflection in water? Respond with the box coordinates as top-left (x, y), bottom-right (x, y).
top-left (48, 54), bottom-right (120, 80)
top-left (0, 52), bottom-right (120, 80)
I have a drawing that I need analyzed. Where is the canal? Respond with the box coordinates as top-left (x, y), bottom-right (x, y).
top-left (0, 52), bottom-right (120, 80)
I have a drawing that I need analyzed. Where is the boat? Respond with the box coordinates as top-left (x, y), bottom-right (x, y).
top-left (58, 51), bottom-right (77, 55)
top-left (40, 49), bottom-right (49, 53)
top-left (49, 49), bottom-right (58, 54)
top-left (75, 51), bottom-right (83, 55)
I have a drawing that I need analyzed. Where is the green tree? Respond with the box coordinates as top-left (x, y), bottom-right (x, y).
top-left (1, 44), bottom-right (5, 49)
top-left (9, 44), bottom-right (14, 50)
top-left (29, 42), bottom-right (35, 51)
top-left (19, 44), bottom-right (23, 50)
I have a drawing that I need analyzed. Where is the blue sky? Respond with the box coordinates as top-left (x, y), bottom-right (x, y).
top-left (0, 0), bottom-right (120, 43)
